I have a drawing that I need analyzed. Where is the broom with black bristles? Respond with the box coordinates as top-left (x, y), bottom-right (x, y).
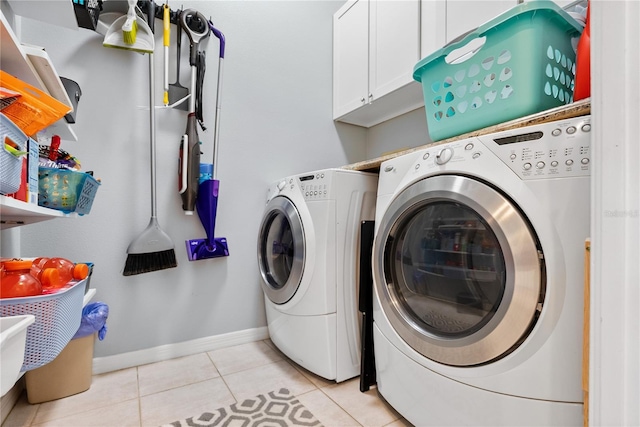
top-left (123, 1), bottom-right (177, 276)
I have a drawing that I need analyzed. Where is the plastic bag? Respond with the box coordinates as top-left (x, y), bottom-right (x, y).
top-left (73, 301), bottom-right (108, 340)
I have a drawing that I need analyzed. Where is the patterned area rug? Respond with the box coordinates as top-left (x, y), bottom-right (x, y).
top-left (161, 388), bottom-right (323, 427)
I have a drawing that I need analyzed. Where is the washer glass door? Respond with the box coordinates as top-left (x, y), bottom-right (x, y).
top-left (258, 195), bottom-right (305, 304)
top-left (374, 175), bottom-right (544, 366)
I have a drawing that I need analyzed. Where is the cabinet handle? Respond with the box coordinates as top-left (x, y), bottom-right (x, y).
top-left (361, 97), bottom-right (366, 103)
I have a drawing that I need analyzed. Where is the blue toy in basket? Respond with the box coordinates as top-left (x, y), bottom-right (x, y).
top-left (413, 1), bottom-right (583, 141)
top-left (38, 167), bottom-right (100, 215)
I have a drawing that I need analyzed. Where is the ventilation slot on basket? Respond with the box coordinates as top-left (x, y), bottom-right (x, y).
top-left (545, 44), bottom-right (575, 104)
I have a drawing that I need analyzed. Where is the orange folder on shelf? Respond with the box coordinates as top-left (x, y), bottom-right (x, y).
top-left (0, 70), bottom-right (71, 137)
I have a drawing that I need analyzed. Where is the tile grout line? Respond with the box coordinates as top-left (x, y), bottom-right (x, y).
top-left (204, 350), bottom-right (240, 405)
top-left (278, 357), bottom-right (367, 427)
top-left (136, 366), bottom-right (143, 427)
top-left (28, 390), bottom-right (40, 427)
top-left (315, 383), bottom-right (367, 426)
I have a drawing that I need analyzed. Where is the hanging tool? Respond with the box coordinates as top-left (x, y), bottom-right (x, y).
top-left (186, 20), bottom-right (229, 260)
top-left (168, 9), bottom-right (189, 109)
top-left (122, 0), bottom-right (138, 44)
top-left (178, 9), bottom-right (209, 215)
top-left (103, 0), bottom-right (154, 53)
top-left (124, 1), bottom-right (177, 275)
top-left (163, 3), bottom-right (170, 106)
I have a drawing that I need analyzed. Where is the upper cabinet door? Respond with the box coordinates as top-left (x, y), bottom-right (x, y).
top-left (421, 0), bottom-right (447, 60)
top-left (333, 0), bottom-right (424, 126)
top-left (369, 0), bottom-right (421, 100)
top-left (445, 0), bottom-right (516, 43)
top-left (333, 0), bottom-right (370, 119)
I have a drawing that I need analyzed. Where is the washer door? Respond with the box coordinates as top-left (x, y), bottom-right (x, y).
top-left (374, 175), bottom-right (544, 366)
top-left (258, 195), bottom-right (305, 304)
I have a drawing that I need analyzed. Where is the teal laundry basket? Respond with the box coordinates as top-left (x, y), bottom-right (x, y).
top-left (413, 0), bottom-right (583, 142)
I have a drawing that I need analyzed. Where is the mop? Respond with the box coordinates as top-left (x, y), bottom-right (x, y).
top-left (186, 19), bottom-right (229, 261)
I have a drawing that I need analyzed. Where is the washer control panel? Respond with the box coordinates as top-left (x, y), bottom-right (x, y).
top-left (477, 116), bottom-right (591, 180)
top-left (298, 171), bottom-right (331, 200)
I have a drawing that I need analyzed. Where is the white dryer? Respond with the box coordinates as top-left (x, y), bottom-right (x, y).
top-left (258, 168), bottom-right (377, 382)
top-left (372, 116), bottom-right (591, 426)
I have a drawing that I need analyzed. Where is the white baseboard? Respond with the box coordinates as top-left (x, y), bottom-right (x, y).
top-left (92, 327), bottom-right (269, 375)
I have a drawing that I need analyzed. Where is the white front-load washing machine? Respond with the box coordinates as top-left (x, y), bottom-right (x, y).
top-left (372, 116), bottom-right (591, 426)
top-left (257, 168), bottom-right (377, 382)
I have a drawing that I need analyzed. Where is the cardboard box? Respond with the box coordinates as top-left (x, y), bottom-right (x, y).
top-left (25, 333), bottom-right (95, 404)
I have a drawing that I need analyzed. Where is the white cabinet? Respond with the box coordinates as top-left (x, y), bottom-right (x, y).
top-left (444, 0), bottom-right (516, 44)
top-left (421, 0), bottom-right (446, 59)
top-left (333, 0), bottom-right (426, 128)
top-left (333, 0), bottom-right (369, 120)
top-left (369, 1), bottom-right (420, 103)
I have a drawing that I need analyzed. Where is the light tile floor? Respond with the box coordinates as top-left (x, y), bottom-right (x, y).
top-left (3, 339), bottom-right (412, 427)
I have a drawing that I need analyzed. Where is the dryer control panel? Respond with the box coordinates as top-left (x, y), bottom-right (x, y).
top-left (298, 171), bottom-right (331, 200)
top-left (477, 116), bottom-right (591, 180)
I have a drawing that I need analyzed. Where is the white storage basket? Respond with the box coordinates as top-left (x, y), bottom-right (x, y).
top-left (0, 280), bottom-right (85, 372)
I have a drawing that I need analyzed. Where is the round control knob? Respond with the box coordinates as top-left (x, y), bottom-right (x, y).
top-left (472, 152), bottom-right (481, 159)
top-left (536, 161), bottom-right (545, 169)
top-left (277, 180), bottom-right (286, 191)
top-left (415, 164), bottom-right (421, 170)
top-left (435, 147), bottom-right (454, 165)
top-left (566, 159), bottom-right (574, 166)
top-left (582, 124), bottom-right (591, 132)
top-left (423, 152), bottom-right (430, 160)
top-left (384, 165), bottom-right (394, 173)
top-left (510, 153), bottom-right (517, 160)
top-left (465, 143), bottom-right (474, 151)
top-left (581, 158), bottom-right (590, 165)
top-left (552, 129), bottom-right (562, 136)
top-left (566, 126), bottom-right (577, 134)
top-left (551, 160), bottom-right (559, 167)
top-left (523, 163), bottom-right (532, 170)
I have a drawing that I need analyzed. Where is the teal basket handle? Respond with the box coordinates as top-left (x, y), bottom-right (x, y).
top-left (443, 26), bottom-right (479, 50)
top-left (444, 33), bottom-right (486, 65)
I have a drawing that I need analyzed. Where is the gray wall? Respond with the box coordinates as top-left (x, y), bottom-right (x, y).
top-left (365, 107), bottom-right (431, 159)
top-left (17, 0), bottom-right (368, 357)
